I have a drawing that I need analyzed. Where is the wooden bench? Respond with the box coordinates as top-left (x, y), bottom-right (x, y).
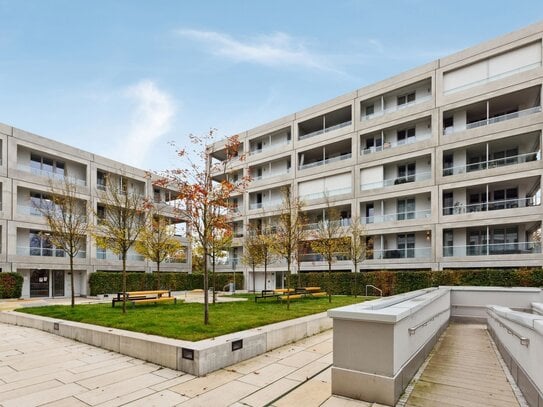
top-left (255, 290), bottom-right (279, 302)
top-left (279, 294), bottom-right (302, 301)
top-left (308, 292), bottom-right (327, 298)
top-left (112, 290), bottom-right (176, 308)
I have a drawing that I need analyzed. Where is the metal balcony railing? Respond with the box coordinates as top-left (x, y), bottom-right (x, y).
top-left (443, 106), bottom-right (542, 135)
top-left (299, 153), bottom-right (352, 170)
top-left (367, 247), bottom-right (431, 260)
top-left (443, 242), bottom-right (541, 257)
top-left (361, 133), bottom-right (431, 155)
top-left (361, 171), bottom-right (432, 190)
top-left (298, 120), bottom-right (352, 141)
top-left (361, 95), bottom-right (432, 120)
top-left (443, 197), bottom-right (540, 215)
top-left (362, 209), bottom-right (431, 224)
top-left (442, 151), bottom-right (540, 176)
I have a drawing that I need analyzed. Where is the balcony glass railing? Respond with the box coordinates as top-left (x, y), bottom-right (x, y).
top-left (443, 197), bottom-right (540, 215)
top-left (249, 140), bottom-right (291, 156)
top-left (17, 246), bottom-right (86, 258)
top-left (443, 242), bottom-right (541, 257)
top-left (362, 133), bottom-right (431, 155)
top-left (300, 252), bottom-right (351, 262)
top-left (443, 106), bottom-right (542, 135)
top-left (18, 164), bottom-right (87, 186)
top-left (442, 151), bottom-right (540, 176)
top-left (362, 209), bottom-right (431, 224)
top-left (301, 187), bottom-right (352, 201)
top-left (299, 153), bottom-right (352, 170)
top-left (361, 94), bottom-right (432, 120)
top-left (298, 120), bottom-right (352, 141)
top-left (303, 218), bottom-right (352, 231)
top-left (249, 200), bottom-right (282, 210)
top-left (361, 171), bottom-right (432, 190)
top-left (252, 168), bottom-right (290, 181)
top-left (367, 247), bottom-right (431, 260)
top-left (96, 252), bottom-right (145, 261)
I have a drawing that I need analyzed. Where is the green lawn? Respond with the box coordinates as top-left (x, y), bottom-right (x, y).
top-left (17, 295), bottom-right (373, 341)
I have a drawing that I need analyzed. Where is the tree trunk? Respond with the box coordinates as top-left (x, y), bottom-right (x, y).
top-left (252, 263), bottom-right (256, 293)
top-left (156, 261), bottom-right (161, 290)
top-left (70, 255), bottom-right (75, 308)
top-left (122, 253), bottom-right (127, 314)
top-left (264, 258), bottom-right (268, 291)
top-left (353, 261), bottom-right (358, 298)
top-left (212, 256), bottom-right (216, 304)
top-left (328, 259), bottom-right (332, 303)
top-left (286, 259), bottom-right (291, 310)
top-left (203, 248), bottom-right (209, 325)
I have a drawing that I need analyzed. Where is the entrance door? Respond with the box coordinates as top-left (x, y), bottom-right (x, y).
top-left (275, 271), bottom-right (283, 289)
top-left (52, 270), bottom-right (65, 297)
top-left (30, 269), bottom-right (49, 297)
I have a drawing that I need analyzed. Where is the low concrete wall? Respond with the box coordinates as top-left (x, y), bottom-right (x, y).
top-left (448, 286), bottom-right (543, 323)
top-left (487, 305), bottom-right (543, 407)
top-left (0, 310), bottom-right (332, 376)
top-left (328, 288), bottom-right (451, 406)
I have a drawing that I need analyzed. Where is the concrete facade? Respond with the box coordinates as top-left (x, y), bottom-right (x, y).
top-left (209, 21), bottom-right (543, 290)
top-left (0, 123), bottom-right (191, 298)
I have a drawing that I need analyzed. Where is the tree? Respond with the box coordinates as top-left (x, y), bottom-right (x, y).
top-left (271, 187), bottom-right (306, 310)
top-left (309, 205), bottom-right (349, 303)
top-left (135, 211), bottom-right (185, 290)
top-left (348, 216), bottom-right (366, 298)
top-left (242, 225), bottom-right (265, 293)
top-left (158, 130), bottom-right (248, 325)
top-left (34, 178), bottom-right (89, 307)
top-left (209, 217), bottom-right (232, 303)
top-left (93, 174), bottom-right (147, 314)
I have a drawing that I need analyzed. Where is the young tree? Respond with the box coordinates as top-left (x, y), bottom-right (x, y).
top-left (135, 212), bottom-right (185, 290)
top-left (310, 205), bottom-right (349, 303)
top-left (348, 216), bottom-right (366, 298)
top-left (34, 178), bottom-right (89, 307)
top-left (93, 175), bottom-right (147, 314)
top-left (242, 225), bottom-right (265, 293)
top-left (271, 187), bottom-right (306, 310)
top-left (159, 130), bottom-right (248, 325)
top-left (209, 219), bottom-right (232, 303)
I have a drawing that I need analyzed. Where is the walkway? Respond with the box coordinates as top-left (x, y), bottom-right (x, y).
top-left (404, 324), bottom-right (521, 407)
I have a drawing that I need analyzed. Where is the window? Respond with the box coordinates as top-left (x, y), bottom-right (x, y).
top-left (30, 153), bottom-right (65, 177)
top-left (397, 233), bottom-right (415, 258)
top-left (443, 229), bottom-right (454, 256)
top-left (443, 154), bottom-right (454, 176)
top-left (97, 171), bottom-right (107, 190)
top-left (397, 92), bottom-right (415, 106)
top-left (443, 192), bottom-right (454, 215)
top-left (96, 205), bottom-right (105, 223)
top-left (397, 127), bottom-right (416, 144)
top-left (29, 192), bottom-right (55, 216)
top-left (365, 203), bottom-right (374, 224)
top-left (29, 230), bottom-right (64, 257)
top-left (96, 247), bottom-right (106, 260)
top-left (365, 104), bottom-right (374, 116)
top-left (396, 163), bottom-right (416, 183)
top-left (397, 198), bottom-right (415, 220)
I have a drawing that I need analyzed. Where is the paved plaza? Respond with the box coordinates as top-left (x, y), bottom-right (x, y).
top-left (0, 322), bottom-right (375, 407)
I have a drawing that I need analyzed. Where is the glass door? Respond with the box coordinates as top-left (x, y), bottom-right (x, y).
top-left (30, 269), bottom-right (49, 297)
top-left (52, 270), bottom-right (65, 297)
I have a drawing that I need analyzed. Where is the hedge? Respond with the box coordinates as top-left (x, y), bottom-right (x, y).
top-left (89, 272), bottom-right (244, 296)
top-left (295, 268), bottom-right (543, 296)
top-left (0, 273), bottom-right (23, 299)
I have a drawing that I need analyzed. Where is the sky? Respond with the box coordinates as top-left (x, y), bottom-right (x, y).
top-left (1, 0), bottom-right (543, 172)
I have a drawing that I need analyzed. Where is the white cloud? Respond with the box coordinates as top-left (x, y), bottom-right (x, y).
top-left (176, 29), bottom-right (336, 72)
top-left (114, 80), bottom-right (175, 168)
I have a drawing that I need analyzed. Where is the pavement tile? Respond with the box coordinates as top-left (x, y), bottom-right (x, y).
top-left (152, 367), bottom-right (186, 379)
top-left (237, 362), bottom-right (297, 388)
top-left (0, 379), bottom-right (64, 403)
top-left (177, 380), bottom-right (259, 407)
top-left (169, 369), bottom-right (242, 398)
top-left (1, 359), bottom-right (87, 383)
top-left (93, 388), bottom-right (155, 407)
top-left (320, 395), bottom-right (372, 406)
top-left (225, 353), bottom-right (279, 375)
top-left (41, 396), bottom-right (90, 406)
top-left (122, 389), bottom-right (189, 406)
top-left (149, 374), bottom-right (196, 391)
top-left (76, 363), bottom-right (159, 389)
top-left (285, 359), bottom-right (331, 382)
top-left (2, 382), bottom-right (87, 407)
top-left (277, 350), bottom-right (323, 368)
top-left (239, 377), bottom-right (301, 407)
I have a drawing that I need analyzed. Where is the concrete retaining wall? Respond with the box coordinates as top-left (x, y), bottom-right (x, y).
top-left (0, 310), bottom-right (332, 376)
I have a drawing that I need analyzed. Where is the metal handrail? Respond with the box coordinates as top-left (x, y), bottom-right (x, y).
top-left (408, 308), bottom-right (450, 336)
top-left (365, 285), bottom-right (382, 297)
top-left (487, 309), bottom-right (530, 346)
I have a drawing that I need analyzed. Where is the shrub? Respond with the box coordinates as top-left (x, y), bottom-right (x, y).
top-left (0, 273), bottom-right (23, 299)
top-left (89, 272), bottom-right (244, 296)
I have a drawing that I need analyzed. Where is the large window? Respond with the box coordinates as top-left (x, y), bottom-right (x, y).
top-left (29, 230), bottom-right (64, 257)
top-left (30, 153), bottom-right (65, 177)
top-left (397, 127), bottom-right (416, 144)
top-left (397, 163), bottom-right (416, 183)
top-left (397, 233), bottom-right (415, 258)
top-left (397, 92), bottom-right (415, 106)
top-left (397, 198), bottom-right (415, 220)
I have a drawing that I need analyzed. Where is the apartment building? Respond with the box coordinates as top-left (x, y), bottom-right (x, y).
top-left (209, 22), bottom-right (543, 290)
top-left (0, 123), bottom-right (190, 298)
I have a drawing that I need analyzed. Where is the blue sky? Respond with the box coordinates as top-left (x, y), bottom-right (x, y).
top-left (1, 0), bottom-right (543, 171)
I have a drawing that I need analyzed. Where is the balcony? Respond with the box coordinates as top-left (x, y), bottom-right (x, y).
top-left (249, 140), bottom-right (291, 156)
top-left (252, 168), bottom-right (290, 181)
top-left (298, 105), bottom-right (352, 141)
top-left (362, 133), bottom-right (431, 155)
top-left (362, 94), bottom-right (432, 121)
top-left (96, 252), bottom-right (144, 261)
top-left (361, 209), bottom-right (431, 224)
top-left (367, 247), bottom-right (431, 260)
top-left (17, 246), bottom-right (86, 258)
top-left (299, 153), bottom-right (352, 170)
top-left (18, 164), bottom-right (87, 187)
top-left (301, 187), bottom-right (352, 202)
top-left (249, 200), bottom-right (282, 210)
top-left (443, 197), bottom-right (540, 216)
top-left (443, 242), bottom-right (541, 257)
top-left (443, 86), bottom-right (541, 136)
top-left (361, 172), bottom-right (431, 191)
top-left (303, 218), bottom-right (352, 231)
top-left (443, 151), bottom-right (539, 176)
top-left (300, 252), bottom-right (351, 262)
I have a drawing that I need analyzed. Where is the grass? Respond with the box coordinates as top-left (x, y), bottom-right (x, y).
top-left (17, 295), bottom-right (373, 341)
